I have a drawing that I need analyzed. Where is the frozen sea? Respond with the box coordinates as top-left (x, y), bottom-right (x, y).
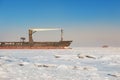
top-left (0, 47), bottom-right (120, 80)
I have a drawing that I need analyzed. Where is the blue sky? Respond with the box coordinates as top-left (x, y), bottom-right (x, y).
top-left (0, 0), bottom-right (120, 47)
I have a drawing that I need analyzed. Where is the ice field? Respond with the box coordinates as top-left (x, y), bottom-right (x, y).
top-left (0, 47), bottom-right (120, 80)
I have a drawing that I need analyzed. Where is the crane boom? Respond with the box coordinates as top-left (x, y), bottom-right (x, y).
top-left (29, 28), bottom-right (61, 31)
top-left (29, 28), bottom-right (63, 43)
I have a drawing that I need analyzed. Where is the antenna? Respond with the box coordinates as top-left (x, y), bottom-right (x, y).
top-left (20, 37), bottom-right (26, 42)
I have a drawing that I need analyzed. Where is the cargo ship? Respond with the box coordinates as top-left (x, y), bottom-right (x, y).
top-left (0, 28), bottom-right (72, 49)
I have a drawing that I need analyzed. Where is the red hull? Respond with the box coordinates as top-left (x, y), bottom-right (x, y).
top-left (0, 46), bottom-right (71, 49)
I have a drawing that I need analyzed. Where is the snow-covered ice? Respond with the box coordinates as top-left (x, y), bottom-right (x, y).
top-left (0, 47), bottom-right (120, 80)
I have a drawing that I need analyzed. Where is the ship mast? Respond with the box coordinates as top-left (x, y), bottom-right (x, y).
top-left (29, 29), bottom-right (33, 43)
top-left (28, 28), bottom-right (63, 43)
top-left (61, 29), bottom-right (63, 41)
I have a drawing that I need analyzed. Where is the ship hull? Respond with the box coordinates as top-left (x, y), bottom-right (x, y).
top-left (0, 41), bottom-right (72, 49)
